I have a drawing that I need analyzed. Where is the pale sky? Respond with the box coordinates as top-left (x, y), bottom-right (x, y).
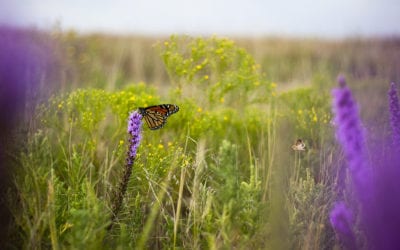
top-left (2, 0), bottom-right (400, 37)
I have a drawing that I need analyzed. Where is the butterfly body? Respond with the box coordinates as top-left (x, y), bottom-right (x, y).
top-left (138, 104), bottom-right (179, 130)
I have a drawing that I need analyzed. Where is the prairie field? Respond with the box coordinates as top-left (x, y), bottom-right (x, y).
top-left (4, 29), bottom-right (400, 249)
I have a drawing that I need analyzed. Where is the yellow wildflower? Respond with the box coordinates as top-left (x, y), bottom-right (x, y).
top-left (183, 159), bottom-right (190, 165)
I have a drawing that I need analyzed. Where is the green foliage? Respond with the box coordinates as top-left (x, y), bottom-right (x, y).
top-left (10, 131), bottom-right (109, 249)
top-left (278, 86), bottom-right (332, 147)
top-left (277, 81), bottom-right (335, 183)
top-left (288, 168), bottom-right (333, 249)
top-left (159, 35), bottom-right (276, 107)
top-left (9, 35), bottom-right (339, 249)
top-left (208, 140), bottom-right (263, 247)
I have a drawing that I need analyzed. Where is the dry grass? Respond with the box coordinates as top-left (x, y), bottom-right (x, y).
top-left (52, 32), bottom-right (400, 90)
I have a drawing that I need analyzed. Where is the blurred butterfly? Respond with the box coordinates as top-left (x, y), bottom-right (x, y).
top-left (292, 139), bottom-right (306, 151)
top-left (138, 104), bottom-right (179, 130)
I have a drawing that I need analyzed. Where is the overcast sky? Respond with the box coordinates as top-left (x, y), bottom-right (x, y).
top-left (2, 0), bottom-right (400, 38)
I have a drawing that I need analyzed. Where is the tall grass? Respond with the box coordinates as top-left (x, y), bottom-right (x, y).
top-left (6, 32), bottom-right (398, 249)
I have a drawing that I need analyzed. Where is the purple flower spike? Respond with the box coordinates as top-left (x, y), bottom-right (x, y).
top-left (388, 82), bottom-right (400, 148)
top-left (109, 111), bottom-right (142, 230)
top-left (329, 202), bottom-right (357, 250)
top-left (330, 76), bottom-right (374, 249)
top-left (331, 76), bottom-right (372, 204)
top-left (330, 78), bottom-right (400, 249)
top-left (127, 111), bottom-right (143, 163)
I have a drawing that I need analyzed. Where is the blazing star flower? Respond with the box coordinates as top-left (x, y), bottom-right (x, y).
top-left (361, 83), bottom-right (400, 248)
top-left (329, 202), bottom-right (356, 250)
top-left (330, 77), bottom-right (400, 249)
top-left (330, 75), bottom-right (370, 249)
top-left (388, 82), bottom-right (400, 148)
top-left (126, 111), bottom-right (143, 163)
top-left (369, 149), bottom-right (400, 249)
top-left (332, 75), bottom-right (372, 204)
top-left (0, 27), bottom-right (58, 241)
top-left (109, 111), bottom-right (142, 229)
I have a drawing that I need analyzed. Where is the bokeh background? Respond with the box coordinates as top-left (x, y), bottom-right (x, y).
top-left (5, 0), bottom-right (400, 37)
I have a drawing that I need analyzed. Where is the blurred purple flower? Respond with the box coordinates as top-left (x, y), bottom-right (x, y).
top-left (369, 150), bottom-right (400, 249)
top-left (388, 82), bottom-right (400, 148)
top-left (331, 75), bottom-right (372, 204)
top-left (329, 202), bottom-right (357, 250)
top-left (330, 76), bottom-right (400, 249)
top-left (0, 27), bottom-right (59, 124)
top-left (0, 27), bottom-right (58, 243)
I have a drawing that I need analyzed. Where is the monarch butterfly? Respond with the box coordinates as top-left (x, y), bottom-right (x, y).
top-left (138, 104), bottom-right (179, 130)
top-left (292, 139), bottom-right (306, 151)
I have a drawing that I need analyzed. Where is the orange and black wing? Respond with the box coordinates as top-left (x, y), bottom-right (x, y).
top-left (138, 104), bottom-right (179, 130)
top-left (148, 104), bottom-right (179, 116)
top-left (142, 110), bottom-right (166, 130)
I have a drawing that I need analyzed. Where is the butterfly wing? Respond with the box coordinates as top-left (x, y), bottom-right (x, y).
top-left (148, 104), bottom-right (179, 116)
top-left (138, 104), bottom-right (179, 130)
top-left (143, 109), bottom-right (167, 130)
top-left (165, 104), bottom-right (179, 116)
